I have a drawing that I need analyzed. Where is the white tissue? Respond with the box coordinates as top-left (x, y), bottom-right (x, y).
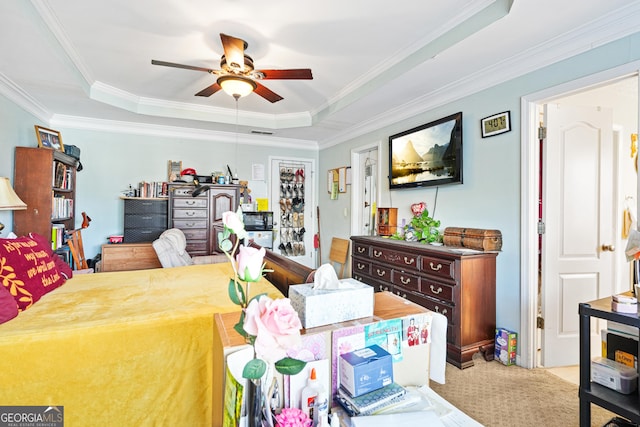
top-left (313, 264), bottom-right (341, 290)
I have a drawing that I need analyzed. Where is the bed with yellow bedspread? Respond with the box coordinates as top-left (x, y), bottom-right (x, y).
top-left (0, 262), bottom-right (281, 427)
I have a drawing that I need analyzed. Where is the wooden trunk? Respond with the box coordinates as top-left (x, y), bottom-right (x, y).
top-left (443, 227), bottom-right (502, 251)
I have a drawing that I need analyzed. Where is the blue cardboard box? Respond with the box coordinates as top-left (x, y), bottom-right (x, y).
top-left (339, 344), bottom-right (393, 397)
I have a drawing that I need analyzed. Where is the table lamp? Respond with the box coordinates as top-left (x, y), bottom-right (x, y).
top-left (0, 177), bottom-right (27, 231)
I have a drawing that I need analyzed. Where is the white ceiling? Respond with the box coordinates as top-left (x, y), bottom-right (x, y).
top-left (1, 0), bottom-right (640, 148)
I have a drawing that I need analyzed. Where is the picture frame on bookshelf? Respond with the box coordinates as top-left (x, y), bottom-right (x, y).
top-left (35, 125), bottom-right (65, 152)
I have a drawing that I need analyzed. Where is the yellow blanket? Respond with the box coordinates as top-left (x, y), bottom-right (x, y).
top-left (0, 263), bottom-right (281, 427)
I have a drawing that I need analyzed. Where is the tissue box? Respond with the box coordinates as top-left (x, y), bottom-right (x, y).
top-left (289, 279), bottom-right (374, 329)
top-left (495, 328), bottom-right (517, 366)
top-left (340, 345), bottom-right (393, 397)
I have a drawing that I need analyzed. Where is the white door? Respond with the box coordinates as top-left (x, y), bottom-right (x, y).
top-left (350, 144), bottom-right (380, 237)
top-left (269, 157), bottom-right (316, 269)
top-left (542, 104), bottom-right (615, 367)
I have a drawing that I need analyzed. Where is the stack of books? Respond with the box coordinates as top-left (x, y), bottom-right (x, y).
top-left (336, 382), bottom-right (407, 417)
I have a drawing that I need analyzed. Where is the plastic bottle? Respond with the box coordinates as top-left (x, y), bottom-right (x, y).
top-left (313, 390), bottom-right (328, 427)
top-left (330, 412), bottom-right (340, 427)
top-left (300, 367), bottom-right (320, 421)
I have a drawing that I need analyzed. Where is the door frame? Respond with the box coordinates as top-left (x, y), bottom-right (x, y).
top-left (520, 61), bottom-right (640, 368)
top-left (350, 141), bottom-right (383, 236)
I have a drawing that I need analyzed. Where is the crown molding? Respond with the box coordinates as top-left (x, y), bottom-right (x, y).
top-left (49, 114), bottom-right (319, 151)
top-left (0, 72), bottom-right (50, 123)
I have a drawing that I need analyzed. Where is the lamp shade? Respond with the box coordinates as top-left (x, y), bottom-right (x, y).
top-left (0, 177), bottom-right (27, 210)
top-left (218, 75), bottom-right (257, 98)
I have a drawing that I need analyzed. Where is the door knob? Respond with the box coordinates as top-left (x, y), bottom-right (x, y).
top-left (601, 244), bottom-right (615, 252)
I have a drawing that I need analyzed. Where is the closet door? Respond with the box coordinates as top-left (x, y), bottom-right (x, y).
top-left (269, 157), bottom-right (316, 269)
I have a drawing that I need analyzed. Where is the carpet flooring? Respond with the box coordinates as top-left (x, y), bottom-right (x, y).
top-left (430, 354), bottom-right (617, 427)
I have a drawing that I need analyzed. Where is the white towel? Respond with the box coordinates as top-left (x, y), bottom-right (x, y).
top-left (429, 312), bottom-right (447, 384)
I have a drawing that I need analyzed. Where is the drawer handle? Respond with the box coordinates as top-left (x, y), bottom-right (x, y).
top-left (186, 212), bottom-right (195, 216)
top-left (357, 247), bottom-right (366, 253)
top-left (375, 269), bottom-right (386, 277)
top-left (403, 257), bottom-right (415, 265)
top-left (186, 200), bottom-right (196, 205)
top-left (185, 223), bottom-right (197, 228)
top-left (430, 285), bottom-right (443, 294)
top-left (142, 216), bottom-right (152, 220)
top-left (429, 262), bottom-right (443, 271)
top-left (434, 306), bottom-right (448, 316)
top-left (396, 291), bottom-right (407, 298)
top-left (357, 263), bottom-right (366, 270)
top-left (373, 250), bottom-right (382, 258)
top-left (400, 276), bottom-right (411, 285)
top-left (378, 285), bottom-right (389, 292)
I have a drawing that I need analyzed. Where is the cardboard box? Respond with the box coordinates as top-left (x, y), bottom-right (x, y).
top-left (495, 328), bottom-right (517, 366)
top-left (289, 279), bottom-right (374, 329)
top-left (340, 345), bottom-right (393, 397)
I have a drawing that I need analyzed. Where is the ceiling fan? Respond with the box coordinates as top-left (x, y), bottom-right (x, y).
top-left (151, 33), bottom-right (313, 103)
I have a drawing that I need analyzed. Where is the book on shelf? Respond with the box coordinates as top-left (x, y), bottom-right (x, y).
top-left (336, 382), bottom-right (407, 417)
top-left (51, 224), bottom-right (65, 250)
top-left (137, 181), bottom-right (169, 198)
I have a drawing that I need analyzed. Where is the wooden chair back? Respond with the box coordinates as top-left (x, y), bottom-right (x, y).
top-left (67, 228), bottom-right (89, 270)
top-left (329, 237), bottom-right (350, 279)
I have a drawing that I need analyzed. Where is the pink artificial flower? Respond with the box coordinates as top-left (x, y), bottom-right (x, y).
top-left (411, 202), bottom-right (427, 217)
top-left (243, 296), bottom-right (303, 364)
top-left (236, 245), bottom-right (266, 282)
top-left (222, 209), bottom-right (247, 239)
top-left (275, 407), bottom-right (312, 427)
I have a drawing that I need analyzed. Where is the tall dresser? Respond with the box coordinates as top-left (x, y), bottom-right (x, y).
top-left (351, 235), bottom-right (498, 369)
top-left (168, 183), bottom-right (240, 256)
top-left (123, 197), bottom-right (168, 243)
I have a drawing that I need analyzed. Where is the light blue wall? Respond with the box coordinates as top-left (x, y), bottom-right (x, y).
top-left (319, 32), bottom-right (640, 334)
top-left (2, 31), bottom-right (640, 337)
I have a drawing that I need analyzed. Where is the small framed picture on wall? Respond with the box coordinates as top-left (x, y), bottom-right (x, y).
top-left (35, 125), bottom-right (65, 151)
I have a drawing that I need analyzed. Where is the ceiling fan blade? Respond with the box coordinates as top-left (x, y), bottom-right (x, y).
top-left (151, 59), bottom-right (215, 73)
top-left (254, 82), bottom-right (283, 103)
top-left (195, 83), bottom-right (222, 97)
top-left (220, 33), bottom-right (246, 71)
top-left (257, 69), bottom-right (313, 80)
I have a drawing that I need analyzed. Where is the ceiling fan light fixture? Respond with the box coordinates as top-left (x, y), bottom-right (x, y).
top-left (217, 75), bottom-right (257, 98)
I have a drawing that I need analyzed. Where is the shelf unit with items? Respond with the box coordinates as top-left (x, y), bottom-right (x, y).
top-left (579, 296), bottom-right (640, 426)
top-left (13, 146), bottom-right (78, 248)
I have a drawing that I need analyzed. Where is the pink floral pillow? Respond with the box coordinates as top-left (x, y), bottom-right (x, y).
top-left (0, 235), bottom-right (67, 311)
top-left (0, 282), bottom-right (18, 324)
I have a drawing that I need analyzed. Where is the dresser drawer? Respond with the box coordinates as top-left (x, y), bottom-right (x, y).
top-left (124, 199), bottom-right (167, 214)
top-left (173, 198), bottom-right (208, 208)
top-left (370, 263), bottom-right (393, 282)
top-left (124, 213), bottom-right (167, 228)
top-left (352, 258), bottom-right (371, 276)
top-left (422, 279), bottom-right (454, 303)
top-left (181, 228), bottom-right (208, 240)
top-left (404, 292), bottom-right (454, 324)
top-left (123, 228), bottom-right (166, 243)
top-left (370, 246), bottom-right (419, 271)
top-left (173, 219), bottom-right (207, 229)
top-left (391, 270), bottom-right (420, 293)
top-left (186, 241), bottom-right (208, 254)
top-left (353, 242), bottom-right (370, 257)
top-left (421, 256), bottom-right (455, 281)
top-left (173, 209), bottom-right (208, 219)
top-left (353, 273), bottom-right (393, 293)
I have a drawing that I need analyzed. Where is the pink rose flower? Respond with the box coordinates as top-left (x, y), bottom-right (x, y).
top-left (243, 296), bottom-right (302, 364)
top-left (411, 202), bottom-right (426, 217)
top-left (222, 210), bottom-right (247, 239)
top-left (236, 245), bottom-right (266, 282)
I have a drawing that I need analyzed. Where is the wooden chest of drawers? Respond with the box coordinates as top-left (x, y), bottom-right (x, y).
top-left (168, 184), bottom-right (239, 256)
top-left (351, 235), bottom-right (497, 369)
